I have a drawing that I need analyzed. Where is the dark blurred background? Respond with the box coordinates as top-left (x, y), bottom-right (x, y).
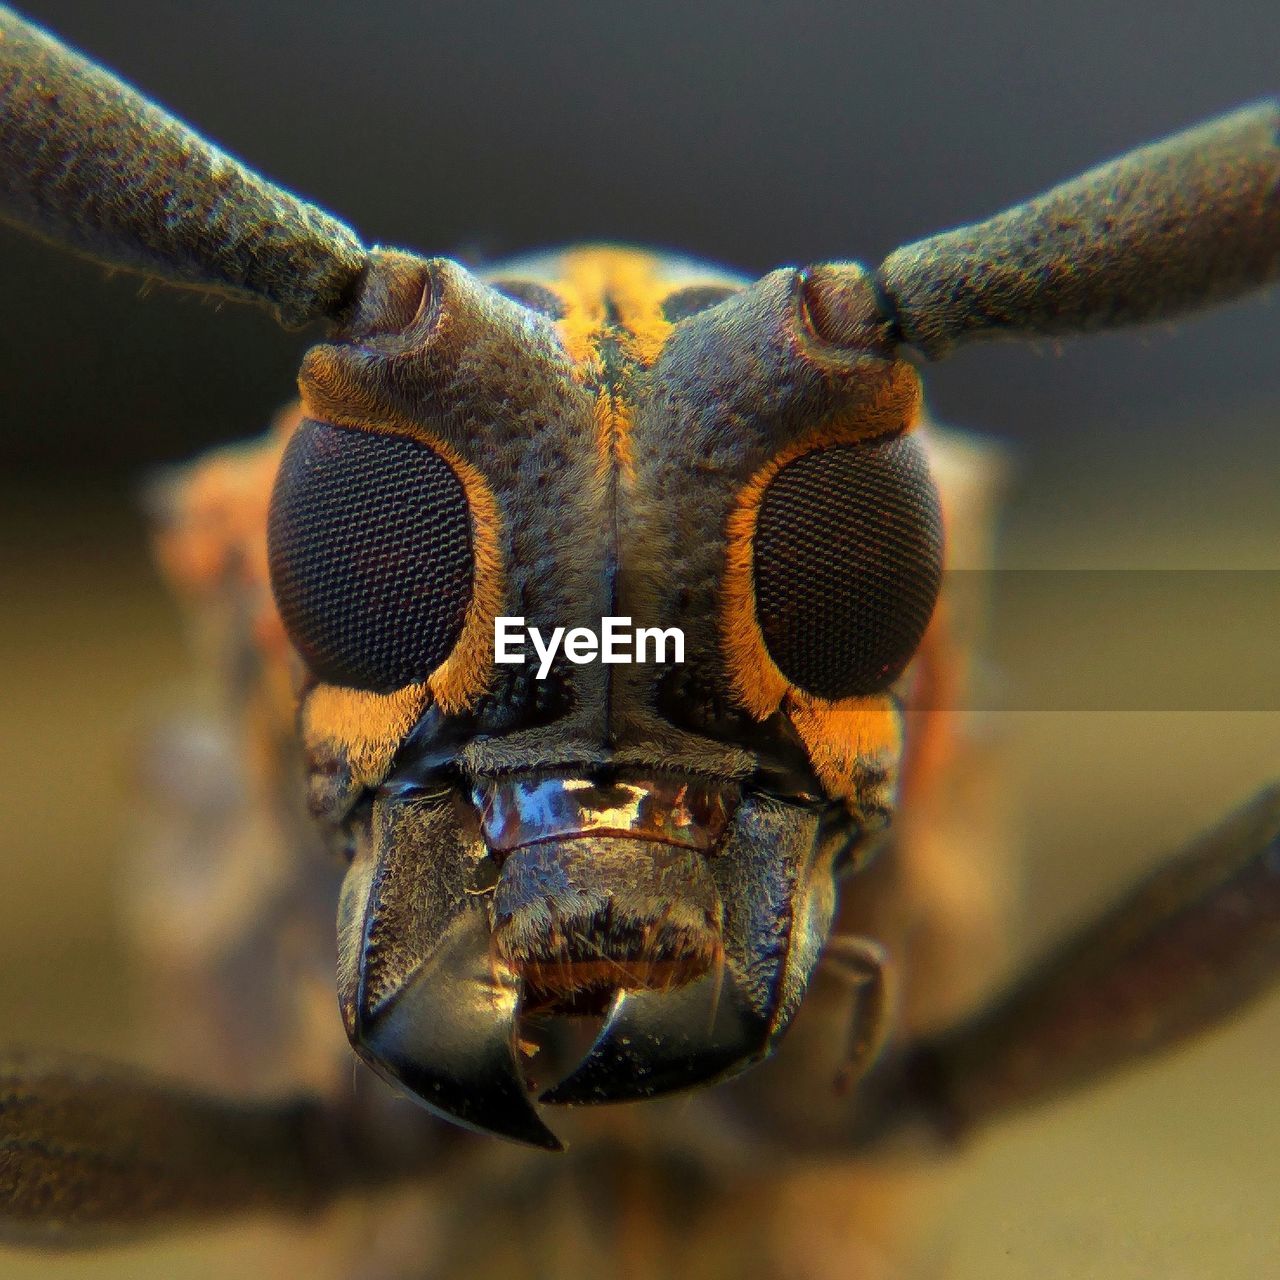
top-left (3, 0), bottom-right (1280, 479)
top-left (2, 3), bottom-right (1279, 1277)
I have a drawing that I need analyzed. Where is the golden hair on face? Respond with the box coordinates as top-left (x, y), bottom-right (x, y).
top-left (718, 366), bottom-right (924, 820)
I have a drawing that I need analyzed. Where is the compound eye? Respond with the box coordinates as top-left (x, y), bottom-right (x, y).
top-left (752, 436), bottom-right (943, 699)
top-left (267, 419), bottom-right (474, 691)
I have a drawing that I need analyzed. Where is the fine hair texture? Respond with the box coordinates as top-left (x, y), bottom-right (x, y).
top-left (879, 101), bottom-right (1280, 358)
top-left (0, 5), bottom-right (367, 328)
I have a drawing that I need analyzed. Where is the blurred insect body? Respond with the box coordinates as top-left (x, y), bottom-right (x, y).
top-left (1, 3), bottom-right (1279, 1275)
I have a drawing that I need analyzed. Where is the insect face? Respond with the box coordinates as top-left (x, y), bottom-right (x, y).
top-left (5, 9), bottom-right (1280, 1247)
top-left (267, 247), bottom-right (941, 1145)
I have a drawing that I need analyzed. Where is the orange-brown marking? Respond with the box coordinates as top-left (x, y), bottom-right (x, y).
top-left (301, 683), bottom-right (430, 787)
top-left (548, 248), bottom-right (679, 483)
top-left (590, 388), bottom-right (635, 489)
top-left (720, 371), bottom-right (923, 721)
top-left (495, 909), bottom-right (723, 1003)
top-left (785, 691), bottom-right (902, 816)
top-left (719, 369), bottom-right (923, 814)
top-left (552, 247), bottom-right (675, 372)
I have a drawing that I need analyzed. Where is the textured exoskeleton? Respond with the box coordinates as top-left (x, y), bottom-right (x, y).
top-left (1, 4), bottom-right (1279, 1276)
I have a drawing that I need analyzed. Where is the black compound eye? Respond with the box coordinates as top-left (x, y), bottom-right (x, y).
top-left (267, 420), bottom-right (475, 691)
top-left (752, 436), bottom-right (943, 699)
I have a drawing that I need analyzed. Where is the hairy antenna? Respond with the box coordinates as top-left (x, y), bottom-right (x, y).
top-left (0, 5), bottom-right (368, 328)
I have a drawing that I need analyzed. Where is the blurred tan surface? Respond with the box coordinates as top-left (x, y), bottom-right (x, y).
top-left (1, 403), bottom-right (1278, 1277)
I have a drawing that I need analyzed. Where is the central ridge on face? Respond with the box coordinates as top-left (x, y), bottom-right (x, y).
top-left (273, 245), bottom-right (939, 1146)
top-left (444, 250), bottom-right (762, 1007)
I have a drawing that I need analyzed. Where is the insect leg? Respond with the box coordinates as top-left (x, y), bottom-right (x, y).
top-left (852, 783), bottom-right (1280, 1150)
top-left (0, 1051), bottom-right (427, 1243)
top-left (820, 935), bottom-right (895, 1094)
